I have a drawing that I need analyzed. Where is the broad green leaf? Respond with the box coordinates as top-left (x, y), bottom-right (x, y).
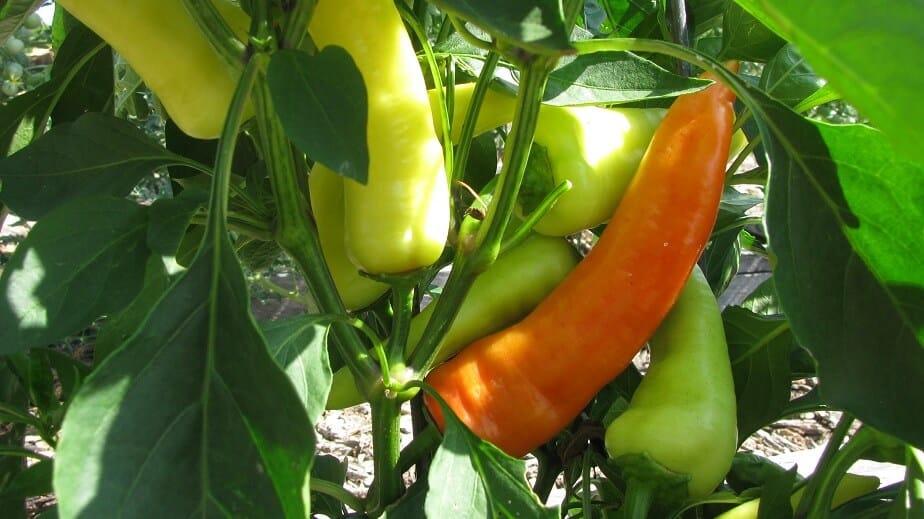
top-left (720, 2), bottom-right (785, 62)
top-left (0, 0), bottom-right (42, 43)
top-left (54, 230), bottom-right (314, 518)
top-left (724, 307), bottom-right (794, 441)
top-left (759, 44), bottom-right (824, 107)
top-left (267, 48), bottom-right (368, 184)
top-left (0, 24), bottom-right (107, 157)
top-left (751, 87), bottom-right (924, 448)
top-left (49, 27), bottom-right (114, 125)
top-left (428, 0), bottom-right (573, 55)
top-left (543, 51), bottom-right (710, 106)
top-left (261, 315), bottom-right (332, 424)
top-left (146, 187), bottom-right (209, 256)
top-left (93, 256), bottom-right (174, 363)
top-left (702, 189), bottom-right (763, 295)
top-left (425, 396), bottom-right (559, 517)
top-left (310, 455), bottom-right (348, 518)
top-left (733, 0), bottom-right (924, 164)
top-left (594, 0), bottom-right (658, 37)
top-left (0, 197), bottom-right (150, 354)
top-left (0, 458), bottom-right (52, 503)
top-left (0, 113), bottom-right (189, 220)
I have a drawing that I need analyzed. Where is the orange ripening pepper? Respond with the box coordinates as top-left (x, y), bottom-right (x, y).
top-left (424, 64), bottom-right (739, 458)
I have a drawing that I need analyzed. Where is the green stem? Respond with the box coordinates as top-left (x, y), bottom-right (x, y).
top-left (451, 52), bottom-right (500, 188)
top-left (501, 179), bottom-right (573, 255)
top-left (388, 283), bottom-right (416, 365)
top-left (406, 59), bottom-right (554, 375)
top-left (182, 0), bottom-right (247, 71)
top-left (396, 424), bottom-right (441, 476)
top-left (281, 0), bottom-right (315, 50)
top-left (249, 59), bottom-right (378, 394)
top-left (726, 133), bottom-right (763, 179)
top-left (310, 476), bottom-right (365, 513)
top-left (581, 449), bottom-right (594, 517)
top-left (795, 413), bottom-right (857, 518)
top-left (367, 396), bottom-right (404, 516)
top-left (621, 478), bottom-right (655, 519)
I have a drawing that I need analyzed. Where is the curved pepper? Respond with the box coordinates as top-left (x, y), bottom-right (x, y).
top-left (424, 67), bottom-right (738, 458)
top-left (326, 234), bottom-right (580, 409)
top-left (309, 0), bottom-right (449, 275)
top-left (428, 83), bottom-right (665, 236)
top-left (604, 266), bottom-right (737, 499)
top-left (55, 0), bottom-right (250, 139)
top-left (308, 164), bottom-right (390, 310)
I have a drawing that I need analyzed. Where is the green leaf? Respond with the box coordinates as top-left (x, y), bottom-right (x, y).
top-left (720, 2), bottom-right (786, 62)
top-left (147, 187), bottom-right (209, 256)
top-left (261, 315), bottom-right (332, 424)
top-left (595, 0), bottom-right (658, 37)
top-left (267, 47), bottom-right (369, 184)
top-left (310, 455), bottom-right (348, 518)
top-left (543, 51), bottom-right (710, 106)
top-left (0, 113), bottom-right (187, 220)
top-left (0, 24), bottom-right (108, 157)
top-left (752, 88), bottom-right (924, 448)
top-left (0, 0), bottom-right (43, 43)
top-left (724, 307), bottom-right (794, 441)
top-left (53, 230), bottom-right (315, 518)
top-left (759, 44), bottom-right (825, 107)
top-left (0, 458), bottom-right (52, 502)
top-left (429, 0), bottom-right (573, 55)
top-left (93, 256), bottom-right (175, 363)
top-left (0, 197), bottom-right (150, 354)
top-left (733, 0), bottom-right (924, 164)
top-left (425, 396), bottom-right (559, 517)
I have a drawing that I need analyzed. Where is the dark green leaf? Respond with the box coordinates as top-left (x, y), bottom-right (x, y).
top-left (0, 458), bottom-right (52, 502)
top-left (595, 0), bottom-right (658, 37)
top-left (53, 230), bottom-right (314, 517)
top-left (147, 187), bottom-right (209, 256)
top-left (0, 0), bottom-right (42, 43)
top-left (267, 48), bottom-right (368, 184)
top-left (425, 395), bottom-right (559, 517)
top-left (261, 315), bottom-right (332, 424)
top-left (739, 277), bottom-right (783, 316)
top-left (310, 455), bottom-right (347, 518)
top-left (429, 0), bottom-right (573, 55)
top-left (0, 113), bottom-right (187, 220)
top-left (753, 87), bottom-right (924, 449)
top-left (0, 197), bottom-right (150, 354)
top-left (734, 0), bottom-right (924, 164)
top-left (726, 452), bottom-right (796, 493)
top-left (0, 24), bottom-right (107, 157)
top-left (93, 256), bottom-right (174, 363)
top-left (755, 466), bottom-right (799, 519)
top-left (688, 0), bottom-right (728, 35)
top-left (50, 28), bottom-right (113, 125)
top-left (724, 307), bottom-right (794, 441)
top-left (759, 44), bottom-right (824, 107)
top-left (543, 51), bottom-right (710, 106)
top-left (720, 2), bottom-right (786, 62)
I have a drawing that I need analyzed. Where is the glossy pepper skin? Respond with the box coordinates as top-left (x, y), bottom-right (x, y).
top-left (55, 0), bottom-right (250, 139)
top-left (326, 234), bottom-right (580, 409)
top-left (309, 0), bottom-right (449, 275)
top-left (604, 266), bottom-right (737, 499)
top-left (424, 67), bottom-right (738, 458)
top-left (428, 84), bottom-right (665, 236)
top-left (308, 164), bottom-right (390, 310)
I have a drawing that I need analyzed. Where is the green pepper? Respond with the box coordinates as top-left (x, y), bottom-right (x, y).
top-left (428, 84), bottom-right (665, 236)
top-left (55, 0), bottom-right (250, 139)
top-left (309, 164), bottom-right (390, 310)
top-left (715, 473), bottom-right (881, 518)
top-left (604, 265), bottom-right (738, 500)
top-left (309, 0), bottom-right (449, 275)
top-left (326, 234), bottom-right (580, 409)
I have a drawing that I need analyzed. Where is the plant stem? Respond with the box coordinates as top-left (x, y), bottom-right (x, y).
top-left (249, 60), bottom-right (378, 394)
top-left (620, 478), bottom-right (655, 519)
top-left (388, 283), bottom-right (415, 366)
top-left (794, 413), bottom-right (856, 518)
top-left (407, 58), bottom-right (554, 375)
top-left (310, 477), bottom-right (364, 514)
top-left (281, 0), bottom-right (315, 50)
top-left (367, 396), bottom-right (404, 516)
top-left (182, 0), bottom-right (247, 71)
top-left (451, 52), bottom-right (500, 187)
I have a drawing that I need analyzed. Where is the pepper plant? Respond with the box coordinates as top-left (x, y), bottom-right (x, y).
top-left (0, 1), bottom-right (921, 518)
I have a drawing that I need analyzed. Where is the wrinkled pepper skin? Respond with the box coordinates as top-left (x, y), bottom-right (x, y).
top-left (604, 266), bottom-right (737, 499)
top-left (326, 234), bottom-right (580, 409)
top-left (424, 68), bottom-right (738, 458)
top-left (309, 0), bottom-right (449, 275)
top-left (55, 0), bottom-right (250, 139)
top-left (309, 164), bottom-right (390, 310)
top-left (428, 83), bottom-right (665, 236)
